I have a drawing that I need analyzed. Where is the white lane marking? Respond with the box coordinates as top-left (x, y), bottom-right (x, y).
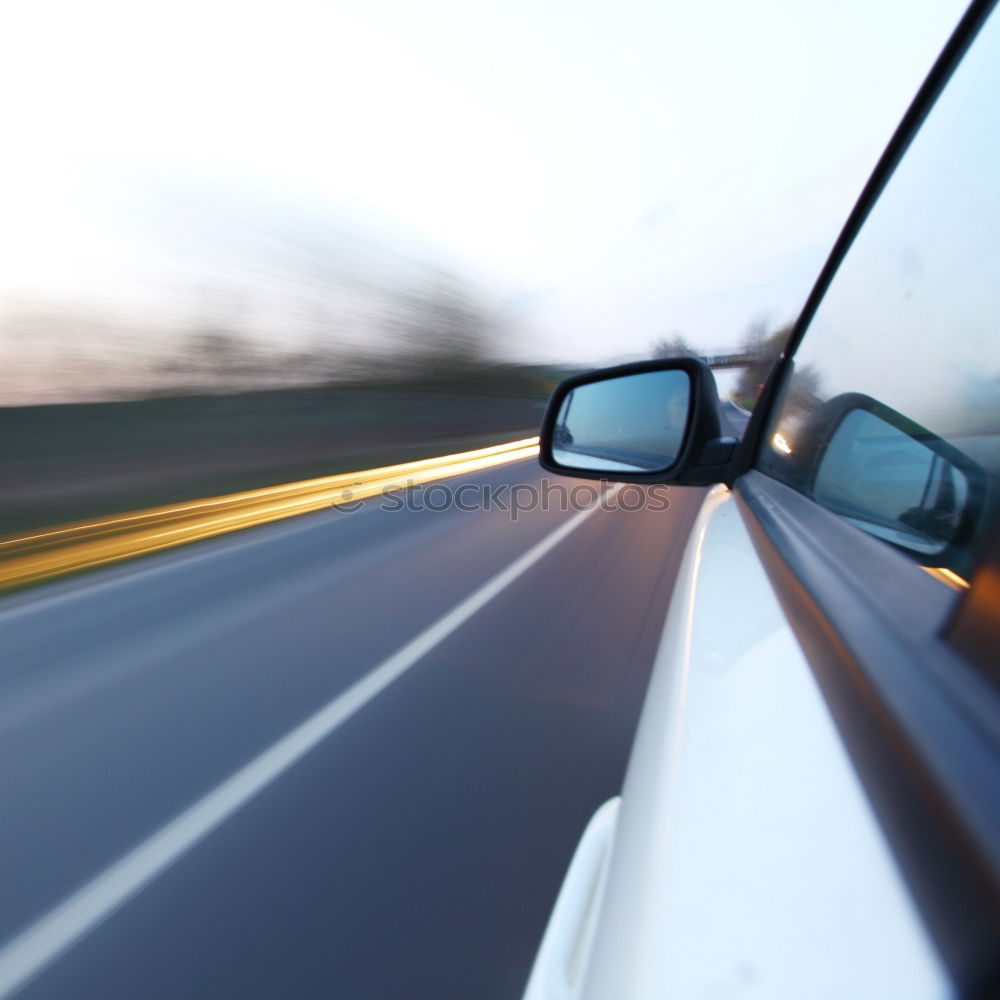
top-left (0, 497), bottom-right (608, 999)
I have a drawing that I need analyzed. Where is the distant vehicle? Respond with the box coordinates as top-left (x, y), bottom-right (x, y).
top-left (526, 2), bottom-right (1000, 998)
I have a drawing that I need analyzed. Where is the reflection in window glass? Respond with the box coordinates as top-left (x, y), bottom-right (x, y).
top-left (761, 8), bottom-right (1000, 578)
top-left (814, 409), bottom-right (969, 554)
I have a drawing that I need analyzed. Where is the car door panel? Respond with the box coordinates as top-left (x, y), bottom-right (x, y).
top-left (526, 487), bottom-right (948, 1000)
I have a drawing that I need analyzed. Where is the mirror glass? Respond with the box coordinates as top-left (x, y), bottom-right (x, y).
top-left (814, 408), bottom-right (970, 554)
top-left (552, 370), bottom-right (690, 473)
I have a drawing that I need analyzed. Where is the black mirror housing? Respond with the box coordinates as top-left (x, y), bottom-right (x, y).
top-left (538, 358), bottom-right (737, 486)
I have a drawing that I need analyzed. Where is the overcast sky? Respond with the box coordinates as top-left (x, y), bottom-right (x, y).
top-left (0, 0), bottom-right (968, 392)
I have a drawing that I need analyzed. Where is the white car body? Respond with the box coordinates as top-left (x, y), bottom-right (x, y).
top-left (524, 486), bottom-right (947, 999)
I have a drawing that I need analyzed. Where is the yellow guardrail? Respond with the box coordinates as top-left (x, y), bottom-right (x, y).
top-left (0, 437), bottom-right (540, 592)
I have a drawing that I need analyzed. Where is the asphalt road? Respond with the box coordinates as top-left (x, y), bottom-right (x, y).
top-left (720, 399), bottom-right (752, 439)
top-left (0, 459), bottom-right (705, 999)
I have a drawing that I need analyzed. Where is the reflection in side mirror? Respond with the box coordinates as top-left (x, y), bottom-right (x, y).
top-left (814, 406), bottom-right (976, 556)
top-left (551, 370), bottom-right (691, 473)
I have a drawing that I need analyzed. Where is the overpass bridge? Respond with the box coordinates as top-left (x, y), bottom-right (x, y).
top-left (696, 348), bottom-right (761, 370)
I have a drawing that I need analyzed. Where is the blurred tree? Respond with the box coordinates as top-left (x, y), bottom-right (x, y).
top-left (163, 328), bottom-right (266, 391)
top-left (190, 330), bottom-right (246, 368)
top-left (731, 319), bottom-right (823, 411)
top-left (732, 320), bottom-right (793, 404)
top-left (651, 331), bottom-right (695, 359)
top-left (384, 268), bottom-right (497, 376)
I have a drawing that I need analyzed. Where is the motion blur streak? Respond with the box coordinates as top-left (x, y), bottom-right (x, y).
top-left (0, 438), bottom-right (539, 592)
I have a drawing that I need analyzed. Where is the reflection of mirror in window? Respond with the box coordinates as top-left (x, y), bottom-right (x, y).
top-left (553, 370), bottom-right (690, 473)
top-left (814, 409), bottom-right (968, 554)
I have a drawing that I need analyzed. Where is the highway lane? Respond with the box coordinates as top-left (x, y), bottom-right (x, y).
top-left (720, 399), bottom-right (751, 439)
top-left (0, 459), bottom-right (705, 999)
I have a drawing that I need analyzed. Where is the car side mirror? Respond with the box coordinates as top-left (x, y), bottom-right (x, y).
top-left (539, 358), bottom-right (738, 486)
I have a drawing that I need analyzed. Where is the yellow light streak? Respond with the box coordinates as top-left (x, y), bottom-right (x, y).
top-left (0, 438), bottom-right (539, 592)
top-left (919, 565), bottom-right (970, 591)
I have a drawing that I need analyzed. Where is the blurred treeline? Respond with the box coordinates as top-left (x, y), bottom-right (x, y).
top-left (0, 264), bottom-right (521, 405)
top-left (0, 206), bottom-right (567, 534)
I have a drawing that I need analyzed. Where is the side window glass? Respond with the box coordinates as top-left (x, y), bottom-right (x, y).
top-left (760, 8), bottom-right (1000, 582)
